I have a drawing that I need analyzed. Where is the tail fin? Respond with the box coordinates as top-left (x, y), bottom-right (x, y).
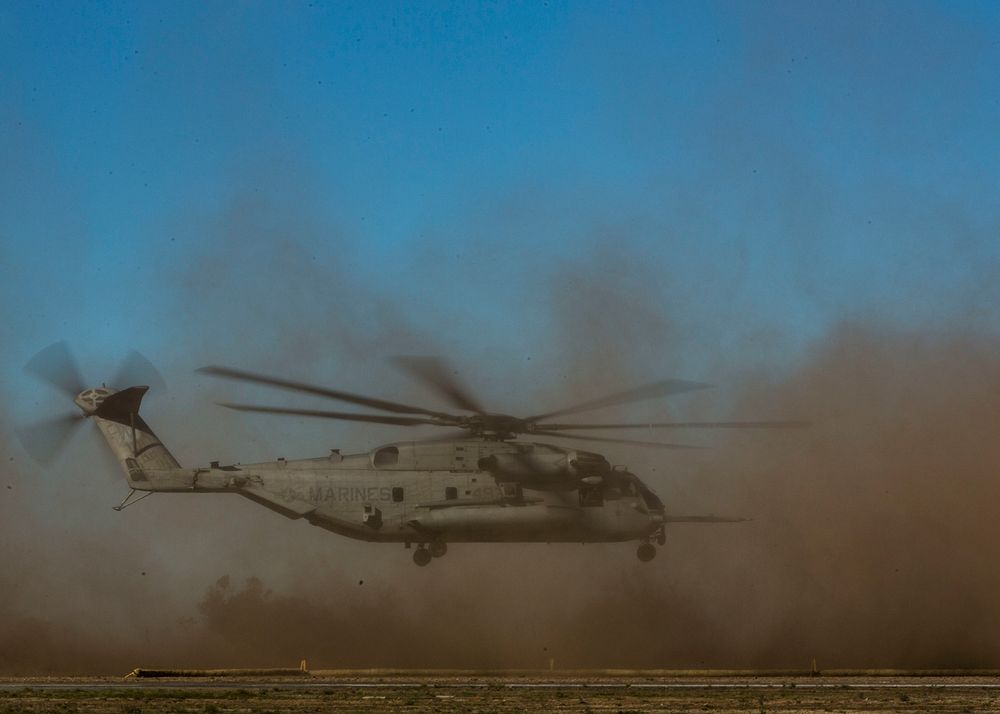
top-left (91, 386), bottom-right (181, 484)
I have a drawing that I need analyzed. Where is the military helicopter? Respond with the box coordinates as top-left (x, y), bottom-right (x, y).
top-left (18, 343), bottom-right (802, 565)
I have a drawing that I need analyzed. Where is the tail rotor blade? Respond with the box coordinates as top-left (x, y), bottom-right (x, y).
top-left (25, 341), bottom-right (86, 398)
top-left (15, 412), bottom-right (85, 464)
top-left (112, 351), bottom-right (166, 392)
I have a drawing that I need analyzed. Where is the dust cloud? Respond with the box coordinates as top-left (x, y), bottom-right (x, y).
top-left (4, 269), bottom-right (1000, 672)
top-left (2, 174), bottom-right (998, 675)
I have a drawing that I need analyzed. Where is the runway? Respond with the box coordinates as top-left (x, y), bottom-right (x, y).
top-left (4, 673), bottom-right (1000, 712)
top-left (5, 677), bottom-right (1000, 690)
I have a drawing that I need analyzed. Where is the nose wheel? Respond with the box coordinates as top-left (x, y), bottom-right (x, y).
top-left (413, 546), bottom-right (432, 566)
top-left (637, 542), bottom-right (656, 562)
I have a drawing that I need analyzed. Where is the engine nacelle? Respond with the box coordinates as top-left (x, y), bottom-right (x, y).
top-left (478, 449), bottom-right (612, 490)
top-left (567, 450), bottom-right (611, 477)
top-left (478, 453), bottom-right (567, 480)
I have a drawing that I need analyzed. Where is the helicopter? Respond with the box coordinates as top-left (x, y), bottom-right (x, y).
top-left (17, 343), bottom-right (802, 566)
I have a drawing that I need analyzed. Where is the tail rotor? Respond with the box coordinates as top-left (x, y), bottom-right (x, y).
top-left (16, 341), bottom-right (165, 466)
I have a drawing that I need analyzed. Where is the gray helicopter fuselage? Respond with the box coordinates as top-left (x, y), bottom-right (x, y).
top-left (127, 438), bottom-right (664, 545)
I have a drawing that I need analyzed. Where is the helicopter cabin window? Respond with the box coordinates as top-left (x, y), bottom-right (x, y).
top-left (392, 487), bottom-right (404, 502)
top-left (373, 446), bottom-right (399, 468)
top-left (445, 486), bottom-right (458, 500)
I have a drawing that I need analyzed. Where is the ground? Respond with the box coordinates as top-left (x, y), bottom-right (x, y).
top-left (3, 674), bottom-right (1000, 712)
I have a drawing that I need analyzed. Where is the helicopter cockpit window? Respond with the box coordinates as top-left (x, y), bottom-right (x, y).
top-left (637, 482), bottom-right (664, 511)
top-left (373, 446), bottom-right (399, 467)
top-left (603, 474), bottom-right (635, 500)
top-left (579, 484), bottom-right (603, 507)
top-left (603, 483), bottom-right (623, 500)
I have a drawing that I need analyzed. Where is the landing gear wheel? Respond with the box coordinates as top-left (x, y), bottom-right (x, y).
top-left (637, 543), bottom-right (656, 562)
top-left (429, 541), bottom-right (448, 558)
top-left (656, 529), bottom-right (666, 546)
top-left (413, 547), bottom-right (432, 566)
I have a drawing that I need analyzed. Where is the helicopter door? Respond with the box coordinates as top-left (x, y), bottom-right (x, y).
top-left (362, 502), bottom-right (383, 529)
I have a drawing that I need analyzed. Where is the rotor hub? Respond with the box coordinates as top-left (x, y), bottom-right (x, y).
top-left (73, 387), bottom-right (113, 415)
top-left (461, 413), bottom-right (530, 440)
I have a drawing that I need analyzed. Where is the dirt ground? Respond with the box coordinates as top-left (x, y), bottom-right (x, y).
top-left (3, 675), bottom-right (1000, 713)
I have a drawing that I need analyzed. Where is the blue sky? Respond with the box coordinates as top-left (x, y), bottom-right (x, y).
top-left (2, 0), bottom-right (999, 434)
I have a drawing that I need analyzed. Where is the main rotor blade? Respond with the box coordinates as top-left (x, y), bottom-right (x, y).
top-left (407, 430), bottom-right (479, 444)
top-left (530, 429), bottom-right (703, 450)
top-left (534, 420), bottom-right (809, 431)
top-left (198, 366), bottom-right (456, 419)
top-left (527, 379), bottom-right (711, 422)
top-left (25, 341), bottom-right (86, 398)
top-left (15, 412), bottom-right (85, 464)
top-left (217, 403), bottom-right (454, 427)
top-left (392, 356), bottom-right (485, 414)
top-left (112, 351), bottom-right (166, 392)
top-left (664, 515), bottom-right (749, 523)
